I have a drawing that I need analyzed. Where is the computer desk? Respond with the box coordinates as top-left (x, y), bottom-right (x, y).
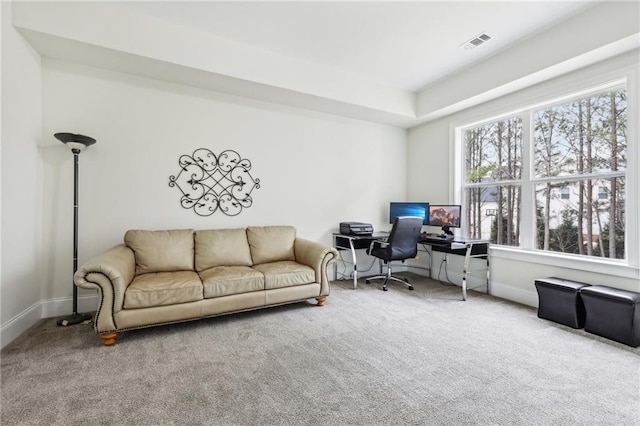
top-left (332, 233), bottom-right (490, 300)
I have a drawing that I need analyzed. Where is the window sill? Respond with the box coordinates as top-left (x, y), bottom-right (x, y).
top-left (490, 246), bottom-right (640, 280)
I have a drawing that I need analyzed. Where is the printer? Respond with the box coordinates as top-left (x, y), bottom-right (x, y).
top-left (340, 222), bottom-right (374, 236)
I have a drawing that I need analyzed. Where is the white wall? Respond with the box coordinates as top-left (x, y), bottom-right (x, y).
top-left (406, 117), bottom-right (452, 205)
top-left (408, 50), bottom-right (640, 307)
top-left (40, 59), bottom-right (407, 305)
top-left (0, 1), bottom-right (44, 347)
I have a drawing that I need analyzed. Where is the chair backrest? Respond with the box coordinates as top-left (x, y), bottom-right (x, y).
top-left (386, 216), bottom-right (423, 260)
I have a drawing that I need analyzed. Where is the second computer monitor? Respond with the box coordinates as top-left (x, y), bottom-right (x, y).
top-left (429, 204), bottom-right (461, 235)
top-left (389, 202), bottom-right (429, 225)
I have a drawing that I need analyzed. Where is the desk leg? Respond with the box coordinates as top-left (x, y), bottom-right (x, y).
top-left (427, 245), bottom-right (432, 279)
top-left (349, 239), bottom-right (358, 289)
top-left (461, 243), bottom-right (472, 301)
top-left (332, 235), bottom-right (338, 282)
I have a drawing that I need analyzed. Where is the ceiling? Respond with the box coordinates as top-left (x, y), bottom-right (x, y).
top-left (116, 1), bottom-right (599, 92)
top-left (14, 1), bottom-right (636, 128)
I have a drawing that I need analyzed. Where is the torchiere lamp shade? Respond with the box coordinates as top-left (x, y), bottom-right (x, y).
top-left (54, 133), bottom-right (96, 151)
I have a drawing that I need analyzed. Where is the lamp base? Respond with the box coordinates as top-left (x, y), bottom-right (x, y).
top-left (57, 312), bottom-right (92, 327)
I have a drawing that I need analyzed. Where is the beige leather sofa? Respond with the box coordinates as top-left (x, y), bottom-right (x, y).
top-left (74, 226), bottom-right (338, 346)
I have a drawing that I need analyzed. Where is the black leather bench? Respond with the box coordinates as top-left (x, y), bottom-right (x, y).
top-left (534, 277), bottom-right (591, 328)
top-left (580, 285), bottom-right (640, 347)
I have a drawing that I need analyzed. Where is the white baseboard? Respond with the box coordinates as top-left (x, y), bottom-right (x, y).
top-left (40, 294), bottom-right (99, 318)
top-left (1, 294), bottom-right (99, 350)
top-left (490, 280), bottom-right (538, 308)
top-left (0, 301), bottom-right (42, 350)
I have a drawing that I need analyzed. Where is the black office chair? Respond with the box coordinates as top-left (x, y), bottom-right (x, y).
top-left (365, 216), bottom-right (423, 291)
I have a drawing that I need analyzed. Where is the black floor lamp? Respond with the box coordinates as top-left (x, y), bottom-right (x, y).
top-left (55, 132), bottom-right (96, 327)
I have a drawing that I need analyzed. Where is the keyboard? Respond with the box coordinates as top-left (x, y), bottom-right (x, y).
top-left (420, 233), bottom-right (454, 242)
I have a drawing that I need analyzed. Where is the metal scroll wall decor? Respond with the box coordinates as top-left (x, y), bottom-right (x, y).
top-left (169, 148), bottom-right (261, 217)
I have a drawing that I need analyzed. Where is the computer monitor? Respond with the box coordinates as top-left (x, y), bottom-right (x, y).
top-left (429, 205), bottom-right (461, 235)
top-left (389, 202), bottom-right (429, 226)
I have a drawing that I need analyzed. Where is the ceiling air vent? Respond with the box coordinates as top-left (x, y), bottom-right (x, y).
top-left (460, 32), bottom-right (492, 50)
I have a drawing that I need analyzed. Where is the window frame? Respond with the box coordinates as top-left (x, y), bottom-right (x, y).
top-left (452, 68), bottom-right (638, 274)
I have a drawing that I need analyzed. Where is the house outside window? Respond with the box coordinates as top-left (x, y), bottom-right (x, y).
top-left (598, 186), bottom-right (609, 200)
top-left (461, 82), bottom-right (627, 260)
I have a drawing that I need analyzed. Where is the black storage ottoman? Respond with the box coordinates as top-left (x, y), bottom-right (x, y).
top-left (534, 277), bottom-right (591, 328)
top-left (580, 285), bottom-right (640, 347)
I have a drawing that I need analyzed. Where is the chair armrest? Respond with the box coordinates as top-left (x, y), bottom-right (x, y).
top-left (294, 238), bottom-right (338, 296)
top-left (74, 244), bottom-right (136, 333)
top-left (367, 238), bottom-right (388, 253)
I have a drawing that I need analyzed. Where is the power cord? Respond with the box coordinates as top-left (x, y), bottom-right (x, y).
top-left (435, 256), bottom-right (487, 292)
top-left (334, 254), bottom-right (379, 280)
top-left (436, 257), bottom-right (456, 286)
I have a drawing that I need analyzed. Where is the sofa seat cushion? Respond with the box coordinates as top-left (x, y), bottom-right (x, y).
top-left (124, 271), bottom-right (203, 309)
top-left (199, 266), bottom-right (265, 298)
top-left (252, 261), bottom-right (315, 290)
top-left (195, 228), bottom-right (253, 271)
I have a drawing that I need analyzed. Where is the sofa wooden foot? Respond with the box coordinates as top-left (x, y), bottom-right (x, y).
top-left (100, 332), bottom-right (118, 346)
top-left (316, 297), bottom-right (326, 306)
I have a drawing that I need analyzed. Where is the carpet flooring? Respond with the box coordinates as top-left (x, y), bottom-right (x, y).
top-left (2, 274), bottom-right (639, 425)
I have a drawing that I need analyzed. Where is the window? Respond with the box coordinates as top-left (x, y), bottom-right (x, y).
top-left (462, 83), bottom-right (627, 260)
top-left (464, 117), bottom-right (522, 247)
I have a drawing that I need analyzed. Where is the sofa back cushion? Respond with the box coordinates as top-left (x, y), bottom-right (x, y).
top-left (246, 226), bottom-right (296, 265)
top-left (194, 228), bottom-right (253, 271)
top-left (124, 229), bottom-right (194, 274)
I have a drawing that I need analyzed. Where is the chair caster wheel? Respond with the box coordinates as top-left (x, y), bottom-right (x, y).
top-left (408, 286), bottom-right (414, 291)
top-left (383, 287), bottom-right (388, 291)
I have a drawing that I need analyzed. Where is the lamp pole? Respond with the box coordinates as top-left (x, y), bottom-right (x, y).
top-left (55, 133), bottom-right (96, 326)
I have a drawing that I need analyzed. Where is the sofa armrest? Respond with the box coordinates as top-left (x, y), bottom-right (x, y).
top-left (294, 238), bottom-right (338, 296)
top-left (74, 244), bottom-right (136, 333)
